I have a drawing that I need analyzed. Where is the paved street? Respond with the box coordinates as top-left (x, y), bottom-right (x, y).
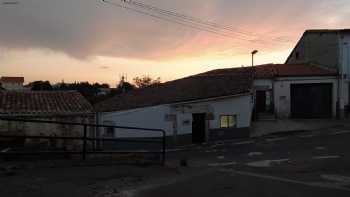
top-left (136, 126), bottom-right (350, 197)
top-left (2, 126), bottom-right (350, 197)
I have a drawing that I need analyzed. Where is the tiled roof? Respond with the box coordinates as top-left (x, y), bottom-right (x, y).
top-left (256, 64), bottom-right (337, 78)
top-left (0, 77), bottom-right (24, 83)
top-left (0, 91), bottom-right (93, 116)
top-left (94, 63), bottom-right (336, 112)
top-left (95, 68), bottom-right (253, 112)
top-left (202, 64), bottom-right (337, 79)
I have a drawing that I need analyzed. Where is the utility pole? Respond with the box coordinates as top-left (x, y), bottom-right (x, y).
top-left (251, 50), bottom-right (258, 68)
top-left (251, 50), bottom-right (258, 121)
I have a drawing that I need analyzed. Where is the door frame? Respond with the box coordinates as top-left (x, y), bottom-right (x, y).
top-left (192, 113), bottom-right (206, 144)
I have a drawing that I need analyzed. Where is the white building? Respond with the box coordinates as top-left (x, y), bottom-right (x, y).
top-left (286, 29), bottom-right (350, 118)
top-left (254, 64), bottom-right (338, 119)
top-left (95, 64), bottom-right (338, 146)
top-left (95, 70), bottom-right (254, 146)
top-left (0, 77), bottom-right (25, 91)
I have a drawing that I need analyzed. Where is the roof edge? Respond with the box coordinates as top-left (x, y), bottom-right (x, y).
top-left (97, 91), bottom-right (252, 113)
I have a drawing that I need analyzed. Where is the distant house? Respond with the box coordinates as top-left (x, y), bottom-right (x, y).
top-left (0, 77), bottom-right (25, 91)
top-left (0, 91), bottom-right (94, 150)
top-left (286, 29), bottom-right (350, 117)
top-left (95, 63), bottom-right (338, 146)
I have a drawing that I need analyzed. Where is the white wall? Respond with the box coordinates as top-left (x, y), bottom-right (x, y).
top-left (254, 79), bottom-right (273, 89)
top-left (101, 105), bottom-right (172, 138)
top-left (99, 94), bottom-right (253, 138)
top-left (339, 34), bottom-right (350, 107)
top-left (339, 34), bottom-right (350, 78)
top-left (273, 77), bottom-right (338, 118)
top-left (174, 95), bottom-right (253, 134)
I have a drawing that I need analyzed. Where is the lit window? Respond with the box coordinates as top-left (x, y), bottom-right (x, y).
top-left (220, 115), bottom-right (237, 128)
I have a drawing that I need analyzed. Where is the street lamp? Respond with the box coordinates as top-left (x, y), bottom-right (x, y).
top-left (251, 50), bottom-right (258, 121)
top-left (251, 50), bottom-right (258, 67)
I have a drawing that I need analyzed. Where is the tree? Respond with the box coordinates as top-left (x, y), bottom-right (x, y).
top-left (133, 76), bottom-right (161, 88)
top-left (27, 81), bottom-right (53, 91)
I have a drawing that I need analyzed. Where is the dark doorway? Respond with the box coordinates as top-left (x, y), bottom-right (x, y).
top-left (291, 83), bottom-right (332, 118)
top-left (256, 90), bottom-right (266, 113)
top-left (192, 113), bottom-right (206, 144)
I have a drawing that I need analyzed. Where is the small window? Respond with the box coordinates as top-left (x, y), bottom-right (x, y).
top-left (295, 52), bottom-right (300, 60)
top-left (220, 115), bottom-right (237, 128)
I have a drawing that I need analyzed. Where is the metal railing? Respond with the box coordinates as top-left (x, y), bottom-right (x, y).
top-left (0, 118), bottom-right (166, 165)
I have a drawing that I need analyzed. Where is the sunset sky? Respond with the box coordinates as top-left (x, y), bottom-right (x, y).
top-left (1, 0), bottom-right (350, 87)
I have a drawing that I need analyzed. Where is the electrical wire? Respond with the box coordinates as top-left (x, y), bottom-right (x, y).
top-left (101, 0), bottom-right (292, 47)
top-left (101, 0), bottom-right (255, 42)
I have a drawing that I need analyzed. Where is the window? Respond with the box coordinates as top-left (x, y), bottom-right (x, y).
top-left (295, 52), bottom-right (300, 60)
top-left (220, 115), bottom-right (237, 128)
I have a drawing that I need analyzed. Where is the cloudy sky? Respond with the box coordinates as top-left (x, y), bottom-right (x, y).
top-left (0, 0), bottom-right (350, 86)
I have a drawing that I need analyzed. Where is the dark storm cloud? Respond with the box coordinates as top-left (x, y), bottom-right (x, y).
top-left (0, 0), bottom-right (349, 59)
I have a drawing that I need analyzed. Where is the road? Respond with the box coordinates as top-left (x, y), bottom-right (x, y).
top-left (1, 126), bottom-right (350, 197)
top-left (136, 127), bottom-right (350, 197)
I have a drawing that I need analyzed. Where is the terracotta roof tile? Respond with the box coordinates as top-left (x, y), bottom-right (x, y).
top-left (0, 91), bottom-right (93, 116)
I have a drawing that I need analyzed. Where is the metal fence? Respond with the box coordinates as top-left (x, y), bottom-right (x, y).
top-left (0, 118), bottom-right (166, 165)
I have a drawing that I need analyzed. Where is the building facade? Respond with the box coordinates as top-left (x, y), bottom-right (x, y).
top-left (286, 29), bottom-right (350, 117)
top-left (251, 64), bottom-right (338, 119)
top-left (95, 64), bottom-right (338, 146)
top-left (95, 71), bottom-right (254, 146)
top-left (0, 91), bottom-right (94, 150)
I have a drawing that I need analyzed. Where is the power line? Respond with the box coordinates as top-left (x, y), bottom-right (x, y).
top-left (101, 0), bottom-right (292, 47)
top-left (126, 0), bottom-right (256, 39)
top-left (118, 0), bottom-right (294, 44)
top-left (101, 0), bottom-right (252, 42)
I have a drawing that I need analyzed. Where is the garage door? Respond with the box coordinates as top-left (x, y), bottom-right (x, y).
top-left (291, 83), bottom-right (332, 118)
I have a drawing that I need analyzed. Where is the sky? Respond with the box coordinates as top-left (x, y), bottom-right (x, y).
top-left (0, 0), bottom-right (350, 86)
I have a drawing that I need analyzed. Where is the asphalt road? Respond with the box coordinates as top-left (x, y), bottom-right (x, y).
top-left (137, 170), bottom-right (350, 197)
top-left (2, 126), bottom-right (350, 197)
top-left (136, 127), bottom-right (350, 197)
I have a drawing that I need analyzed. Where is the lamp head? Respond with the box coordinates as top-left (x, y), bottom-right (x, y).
top-left (251, 50), bottom-right (258, 55)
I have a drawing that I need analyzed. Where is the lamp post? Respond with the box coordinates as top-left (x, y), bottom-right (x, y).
top-left (251, 50), bottom-right (258, 121)
top-left (251, 50), bottom-right (258, 67)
